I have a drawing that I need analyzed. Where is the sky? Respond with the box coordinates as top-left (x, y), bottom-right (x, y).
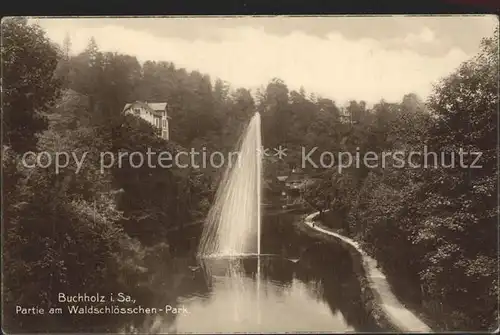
top-left (32, 16), bottom-right (498, 105)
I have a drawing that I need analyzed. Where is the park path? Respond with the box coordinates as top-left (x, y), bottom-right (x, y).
top-left (303, 211), bottom-right (432, 333)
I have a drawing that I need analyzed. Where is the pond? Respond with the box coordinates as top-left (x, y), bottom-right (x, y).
top-left (121, 211), bottom-right (387, 333)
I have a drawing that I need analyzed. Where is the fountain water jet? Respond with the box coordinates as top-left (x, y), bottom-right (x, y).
top-left (198, 112), bottom-right (263, 257)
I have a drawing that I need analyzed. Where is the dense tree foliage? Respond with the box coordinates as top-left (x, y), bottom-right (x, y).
top-left (2, 19), bottom-right (497, 332)
top-left (2, 17), bottom-right (61, 153)
top-left (310, 29), bottom-right (499, 331)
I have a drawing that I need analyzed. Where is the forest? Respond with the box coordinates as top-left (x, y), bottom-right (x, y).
top-left (2, 17), bottom-right (498, 331)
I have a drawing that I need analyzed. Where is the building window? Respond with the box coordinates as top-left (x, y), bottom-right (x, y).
top-left (154, 116), bottom-right (161, 128)
top-left (162, 130), bottom-right (168, 140)
top-left (133, 108), bottom-right (140, 116)
top-left (162, 119), bottom-right (167, 128)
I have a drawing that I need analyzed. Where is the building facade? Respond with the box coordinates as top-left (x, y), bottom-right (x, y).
top-left (123, 101), bottom-right (170, 140)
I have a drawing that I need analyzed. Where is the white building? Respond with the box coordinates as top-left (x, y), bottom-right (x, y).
top-left (339, 107), bottom-right (352, 124)
top-left (123, 101), bottom-right (170, 140)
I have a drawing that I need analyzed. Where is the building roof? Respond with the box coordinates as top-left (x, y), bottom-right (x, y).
top-left (148, 102), bottom-right (167, 111)
top-left (123, 101), bottom-right (167, 112)
top-left (123, 101), bottom-right (170, 118)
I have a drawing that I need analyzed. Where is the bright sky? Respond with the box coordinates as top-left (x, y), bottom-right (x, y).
top-left (32, 16), bottom-right (498, 105)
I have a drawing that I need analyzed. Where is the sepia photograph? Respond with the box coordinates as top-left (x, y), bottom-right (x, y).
top-left (1, 15), bottom-right (499, 333)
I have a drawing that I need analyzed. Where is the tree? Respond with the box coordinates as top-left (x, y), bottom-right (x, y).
top-left (213, 78), bottom-right (230, 104)
top-left (54, 33), bottom-right (72, 88)
top-left (2, 18), bottom-right (61, 153)
top-left (401, 93), bottom-right (425, 114)
top-left (260, 78), bottom-right (291, 149)
top-left (2, 87), bottom-right (127, 332)
top-left (348, 28), bottom-right (498, 330)
top-left (412, 28), bottom-right (499, 329)
top-left (62, 33), bottom-right (71, 58)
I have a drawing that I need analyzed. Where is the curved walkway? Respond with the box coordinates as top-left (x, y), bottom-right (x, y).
top-left (303, 211), bottom-right (432, 333)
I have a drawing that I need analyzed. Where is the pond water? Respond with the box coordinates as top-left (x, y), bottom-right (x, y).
top-left (123, 212), bottom-right (387, 333)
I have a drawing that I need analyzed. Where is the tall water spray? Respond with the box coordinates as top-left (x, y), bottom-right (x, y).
top-left (198, 112), bottom-right (262, 257)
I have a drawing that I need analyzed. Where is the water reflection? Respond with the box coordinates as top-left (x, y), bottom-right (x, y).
top-left (136, 256), bottom-right (352, 333)
top-left (129, 252), bottom-right (384, 333)
top-left (124, 213), bottom-right (386, 333)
